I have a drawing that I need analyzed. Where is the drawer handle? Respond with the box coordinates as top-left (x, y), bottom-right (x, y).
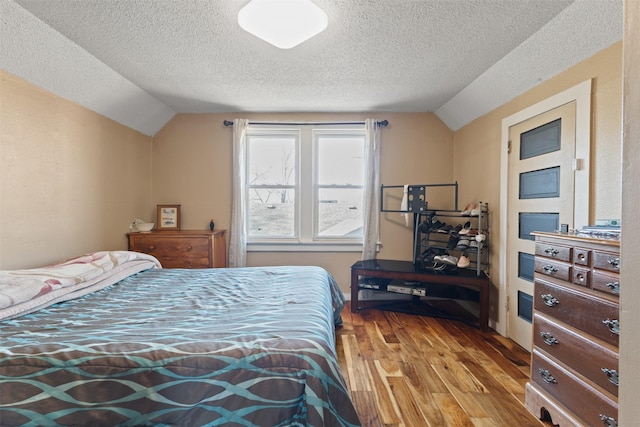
top-left (540, 294), bottom-right (559, 307)
top-left (607, 258), bottom-right (620, 269)
top-left (149, 245), bottom-right (155, 250)
top-left (606, 281), bottom-right (620, 294)
top-left (544, 247), bottom-right (559, 256)
top-left (543, 265), bottom-right (558, 274)
top-left (538, 368), bottom-right (557, 384)
top-left (540, 332), bottom-right (559, 346)
top-left (601, 368), bottom-right (619, 386)
top-left (186, 246), bottom-right (193, 251)
top-left (576, 252), bottom-right (587, 261)
top-left (602, 318), bottom-right (620, 335)
top-left (599, 414), bottom-right (618, 427)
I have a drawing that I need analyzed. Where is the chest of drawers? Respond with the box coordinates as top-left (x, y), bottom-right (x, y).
top-left (127, 230), bottom-right (226, 268)
top-left (525, 231), bottom-right (620, 427)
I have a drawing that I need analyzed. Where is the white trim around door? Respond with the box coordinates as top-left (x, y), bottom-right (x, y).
top-left (496, 79), bottom-right (592, 337)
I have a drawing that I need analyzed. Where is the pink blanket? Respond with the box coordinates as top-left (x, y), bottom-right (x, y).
top-left (0, 251), bottom-right (161, 320)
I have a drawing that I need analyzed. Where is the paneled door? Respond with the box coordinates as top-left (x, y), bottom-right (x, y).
top-left (507, 102), bottom-right (576, 351)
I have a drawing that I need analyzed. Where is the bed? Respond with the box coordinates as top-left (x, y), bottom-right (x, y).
top-left (0, 251), bottom-right (360, 426)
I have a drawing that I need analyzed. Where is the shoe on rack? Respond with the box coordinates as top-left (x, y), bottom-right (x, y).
top-left (440, 255), bottom-right (459, 266)
top-left (437, 224), bottom-right (453, 234)
top-left (455, 238), bottom-right (470, 251)
top-left (447, 235), bottom-right (459, 249)
top-left (457, 255), bottom-right (470, 268)
top-left (470, 202), bottom-right (481, 217)
top-left (431, 219), bottom-right (447, 232)
top-left (458, 221), bottom-right (472, 235)
top-left (460, 203), bottom-right (473, 216)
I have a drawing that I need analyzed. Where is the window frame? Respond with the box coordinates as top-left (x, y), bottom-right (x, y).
top-left (245, 124), bottom-right (366, 252)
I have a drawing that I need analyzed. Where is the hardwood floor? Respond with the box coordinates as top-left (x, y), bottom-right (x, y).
top-left (336, 301), bottom-right (553, 427)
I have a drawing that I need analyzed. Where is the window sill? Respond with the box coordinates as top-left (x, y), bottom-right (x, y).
top-left (247, 242), bottom-right (378, 252)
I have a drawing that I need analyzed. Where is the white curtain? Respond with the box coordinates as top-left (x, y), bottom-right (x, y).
top-left (362, 119), bottom-right (381, 260)
top-left (229, 119), bottom-right (249, 267)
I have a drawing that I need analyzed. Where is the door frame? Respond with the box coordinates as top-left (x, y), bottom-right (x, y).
top-left (496, 79), bottom-right (592, 337)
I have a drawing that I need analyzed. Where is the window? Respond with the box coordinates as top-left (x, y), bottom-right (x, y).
top-left (246, 124), bottom-right (366, 251)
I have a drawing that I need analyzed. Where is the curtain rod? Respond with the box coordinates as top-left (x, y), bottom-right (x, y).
top-left (223, 119), bottom-right (388, 127)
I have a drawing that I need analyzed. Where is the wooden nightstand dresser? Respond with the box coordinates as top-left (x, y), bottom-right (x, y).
top-left (526, 231), bottom-right (619, 427)
top-left (127, 230), bottom-right (226, 268)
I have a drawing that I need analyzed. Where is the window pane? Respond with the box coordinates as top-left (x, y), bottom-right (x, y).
top-left (249, 189), bottom-right (295, 237)
top-left (317, 188), bottom-right (363, 237)
top-left (520, 118), bottom-right (561, 160)
top-left (249, 136), bottom-right (296, 185)
top-left (317, 136), bottom-right (364, 185)
top-left (520, 166), bottom-right (560, 199)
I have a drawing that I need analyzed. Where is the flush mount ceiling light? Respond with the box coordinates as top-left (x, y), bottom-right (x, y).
top-left (238, 0), bottom-right (328, 49)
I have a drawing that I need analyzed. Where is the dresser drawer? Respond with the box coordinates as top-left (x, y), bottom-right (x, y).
top-left (534, 258), bottom-right (571, 282)
top-left (531, 349), bottom-right (618, 427)
top-left (593, 250), bottom-right (620, 273)
top-left (128, 230), bottom-right (227, 268)
top-left (571, 266), bottom-right (590, 288)
top-left (533, 313), bottom-right (619, 396)
top-left (534, 279), bottom-right (619, 346)
top-left (572, 246), bottom-right (591, 266)
top-left (130, 235), bottom-right (210, 258)
top-left (157, 257), bottom-right (211, 268)
top-left (592, 271), bottom-right (621, 296)
top-left (535, 242), bottom-right (572, 262)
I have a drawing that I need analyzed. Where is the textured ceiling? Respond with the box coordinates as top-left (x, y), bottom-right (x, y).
top-left (1, 0), bottom-right (622, 136)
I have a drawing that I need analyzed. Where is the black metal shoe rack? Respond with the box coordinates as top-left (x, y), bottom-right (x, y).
top-left (380, 183), bottom-right (489, 277)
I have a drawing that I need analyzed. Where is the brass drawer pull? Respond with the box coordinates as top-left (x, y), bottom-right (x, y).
top-left (606, 281), bottom-right (620, 294)
top-left (599, 414), bottom-right (618, 427)
top-left (538, 368), bottom-right (557, 384)
top-left (602, 318), bottom-right (620, 335)
top-left (601, 368), bottom-right (619, 386)
top-left (540, 332), bottom-right (559, 346)
top-left (543, 265), bottom-right (558, 274)
top-left (540, 294), bottom-right (559, 307)
top-left (544, 247), bottom-right (559, 256)
top-left (607, 258), bottom-right (620, 269)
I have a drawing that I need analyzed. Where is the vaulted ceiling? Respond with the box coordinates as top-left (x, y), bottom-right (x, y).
top-left (1, 0), bottom-right (622, 136)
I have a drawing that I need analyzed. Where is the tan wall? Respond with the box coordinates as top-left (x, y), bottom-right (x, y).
top-left (152, 112), bottom-right (454, 289)
top-left (0, 70), bottom-right (153, 269)
top-left (453, 42), bottom-right (622, 322)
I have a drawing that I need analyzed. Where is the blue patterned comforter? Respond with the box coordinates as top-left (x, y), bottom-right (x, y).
top-left (0, 266), bottom-right (360, 426)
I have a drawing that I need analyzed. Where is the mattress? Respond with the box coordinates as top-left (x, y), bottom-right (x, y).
top-left (0, 262), bottom-right (360, 426)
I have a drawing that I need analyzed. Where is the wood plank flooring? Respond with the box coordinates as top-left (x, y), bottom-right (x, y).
top-left (336, 301), bottom-right (553, 427)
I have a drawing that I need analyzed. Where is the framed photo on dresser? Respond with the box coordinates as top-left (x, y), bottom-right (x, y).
top-left (157, 204), bottom-right (181, 230)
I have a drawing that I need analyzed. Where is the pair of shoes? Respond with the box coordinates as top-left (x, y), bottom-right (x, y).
top-left (460, 203), bottom-right (474, 216)
top-left (436, 224), bottom-right (454, 234)
top-left (458, 221), bottom-right (472, 235)
top-left (457, 254), bottom-right (470, 268)
top-left (455, 237), bottom-right (470, 251)
top-left (460, 202), bottom-right (482, 216)
top-left (435, 254), bottom-right (458, 266)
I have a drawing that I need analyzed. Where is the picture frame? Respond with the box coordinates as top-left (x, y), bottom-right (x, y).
top-left (157, 204), bottom-right (181, 230)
